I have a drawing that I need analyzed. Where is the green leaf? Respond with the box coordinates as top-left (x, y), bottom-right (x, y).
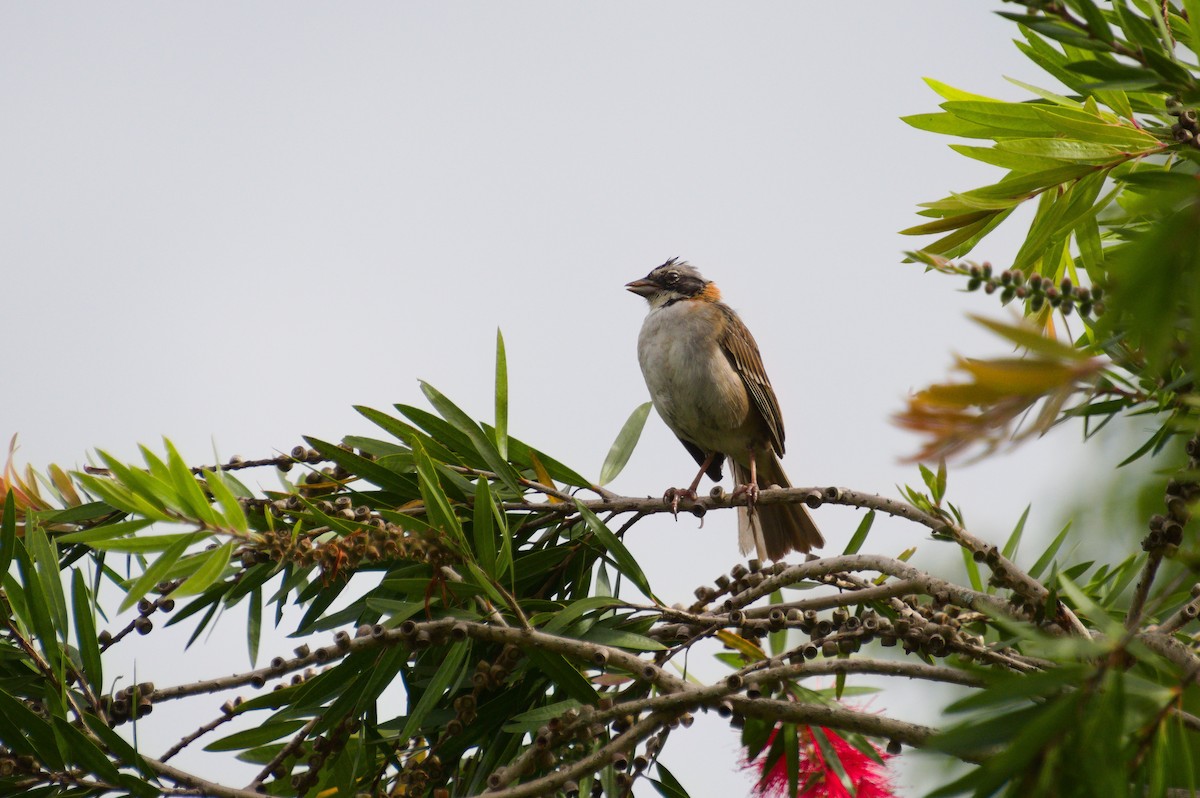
top-left (580, 626), bottom-right (666, 651)
top-left (399, 640), bottom-right (470, 740)
top-left (842, 510), bottom-right (875, 556)
top-left (0, 687), bottom-right (63, 767)
top-left (71, 571), bottom-right (103, 692)
top-left (994, 137), bottom-right (1124, 164)
top-left (599, 402), bottom-right (652, 485)
top-left (421, 381), bottom-right (523, 494)
top-left (652, 763), bottom-right (691, 798)
top-left (172, 541), bottom-right (233, 597)
top-left (923, 77), bottom-right (1000, 103)
top-left (901, 111), bottom-right (996, 139)
top-left (541, 595), bottom-right (624, 634)
top-left (13, 539), bottom-right (59, 658)
top-left (941, 100), bottom-right (1061, 135)
top-left (163, 439), bottom-right (222, 528)
top-left (1063, 0), bottom-right (1113, 42)
top-left (206, 719), bottom-right (307, 752)
top-left (28, 524), bottom-right (68, 640)
top-left (410, 443), bottom-right (466, 554)
top-left (495, 328), bottom-right (509, 460)
top-left (1030, 106), bottom-right (1160, 148)
top-left (1185, 0), bottom-right (1200, 63)
top-left (946, 144), bottom-right (1066, 173)
top-left (502, 699), bottom-right (585, 733)
top-left (1002, 505), bottom-right (1031, 561)
top-left (575, 500), bottom-right (655, 600)
top-left (247, 583), bottom-right (261, 662)
top-left (526, 649), bottom-right (599, 704)
top-left (962, 547), bottom-right (984, 592)
top-left (75, 473), bottom-right (164, 521)
top-left (120, 534), bottom-right (194, 612)
top-left (0, 490), bottom-right (15, 577)
top-left (472, 477), bottom-right (498, 577)
top-left (55, 518), bottom-right (155, 545)
top-left (1029, 522), bottom-right (1073, 580)
top-left (304, 436), bottom-right (416, 494)
top-left (201, 469), bottom-right (249, 534)
top-left (52, 715), bottom-right (122, 782)
top-left (87, 531), bottom-right (208, 554)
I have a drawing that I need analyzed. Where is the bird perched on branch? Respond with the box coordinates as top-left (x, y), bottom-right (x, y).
top-left (626, 258), bottom-right (824, 561)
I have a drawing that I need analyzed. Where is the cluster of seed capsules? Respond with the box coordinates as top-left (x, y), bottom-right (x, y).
top-left (99, 682), bottom-right (156, 726)
top-left (484, 700), bottom-right (679, 798)
top-left (680, 560), bottom-right (1002, 668)
top-left (241, 498), bottom-right (454, 580)
top-left (1168, 97), bottom-right (1200, 149)
top-left (387, 627), bottom-right (503, 795)
top-left (1147, 434), bottom-right (1200, 552)
top-left (0, 754), bottom-right (36, 778)
top-left (964, 262), bottom-right (1104, 317)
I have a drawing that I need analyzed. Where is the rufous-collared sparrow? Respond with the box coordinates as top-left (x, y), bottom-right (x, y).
top-left (627, 258), bottom-right (824, 561)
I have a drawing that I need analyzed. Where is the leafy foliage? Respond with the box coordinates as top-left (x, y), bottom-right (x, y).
top-left (4, 3), bottom-right (1200, 798)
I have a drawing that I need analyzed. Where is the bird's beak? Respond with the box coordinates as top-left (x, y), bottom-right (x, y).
top-left (625, 278), bottom-right (656, 297)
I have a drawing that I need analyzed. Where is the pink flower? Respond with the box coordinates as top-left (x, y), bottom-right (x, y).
top-left (743, 725), bottom-right (896, 798)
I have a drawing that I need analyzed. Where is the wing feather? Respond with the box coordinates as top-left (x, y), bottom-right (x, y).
top-left (718, 305), bottom-right (786, 455)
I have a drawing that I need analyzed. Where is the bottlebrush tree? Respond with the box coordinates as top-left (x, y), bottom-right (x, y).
top-left (5, 2), bottom-right (1200, 797)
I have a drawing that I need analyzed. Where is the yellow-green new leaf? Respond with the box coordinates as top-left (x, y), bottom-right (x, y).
top-left (202, 470), bottom-right (249, 534)
top-left (995, 138), bottom-right (1124, 164)
top-left (120, 534), bottom-right (193, 612)
top-left (163, 440), bottom-right (222, 529)
top-left (172, 541), bottom-right (233, 597)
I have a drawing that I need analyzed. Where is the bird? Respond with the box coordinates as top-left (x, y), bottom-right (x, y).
top-left (626, 258), bottom-right (824, 561)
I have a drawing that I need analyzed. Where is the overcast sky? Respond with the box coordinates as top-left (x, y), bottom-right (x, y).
top-left (2, 4), bottom-right (1137, 795)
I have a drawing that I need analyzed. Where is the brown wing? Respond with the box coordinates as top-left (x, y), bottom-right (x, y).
top-left (718, 304), bottom-right (786, 456)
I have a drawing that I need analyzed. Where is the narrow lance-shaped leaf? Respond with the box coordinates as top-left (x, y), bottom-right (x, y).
top-left (26, 518), bottom-right (65, 599)
top-left (13, 538), bottom-right (59, 658)
top-left (420, 381), bottom-right (523, 494)
top-left (172, 541), bottom-right (233, 597)
top-left (201, 470), bottom-right (249, 534)
top-left (248, 584), bottom-right (262, 668)
top-left (0, 490), bottom-right (15, 576)
top-left (599, 402), bottom-right (652, 486)
top-left (495, 328), bottom-right (508, 460)
top-left (163, 439), bottom-right (222, 528)
top-left (842, 510), bottom-right (876, 556)
top-left (473, 476), bottom-right (497, 577)
top-left (411, 439), bottom-right (466, 551)
top-left (120, 534), bottom-right (194, 613)
top-left (575, 500), bottom-right (656, 601)
top-left (399, 640), bottom-right (470, 740)
top-left (52, 715), bottom-right (123, 782)
top-left (71, 571), bottom-right (103, 692)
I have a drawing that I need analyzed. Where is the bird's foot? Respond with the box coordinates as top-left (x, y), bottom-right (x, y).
top-left (731, 482), bottom-right (760, 517)
top-left (663, 487), bottom-right (698, 517)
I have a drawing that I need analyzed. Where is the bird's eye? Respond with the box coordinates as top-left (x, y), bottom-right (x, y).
top-left (667, 271), bottom-right (679, 284)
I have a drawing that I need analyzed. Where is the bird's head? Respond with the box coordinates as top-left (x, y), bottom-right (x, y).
top-left (625, 258), bottom-right (720, 308)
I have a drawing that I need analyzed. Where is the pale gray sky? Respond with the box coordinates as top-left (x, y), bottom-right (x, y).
top-left (3, 4), bottom-right (1118, 795)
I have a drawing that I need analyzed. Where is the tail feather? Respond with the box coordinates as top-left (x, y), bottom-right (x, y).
top-left (733, 454), bottom-right (824, 561)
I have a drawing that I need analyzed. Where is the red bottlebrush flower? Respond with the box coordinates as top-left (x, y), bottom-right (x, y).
top-left (743, 724), bottom-right (895, 798)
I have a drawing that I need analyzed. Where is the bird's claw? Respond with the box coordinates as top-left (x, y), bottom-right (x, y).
top-left (663, 487), bottom-right (698, 517)
top-left (732, 483), bottom-right (760, 517)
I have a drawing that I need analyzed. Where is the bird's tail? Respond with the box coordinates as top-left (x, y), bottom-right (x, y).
top-left (732, 453), bottom-right (824, 561)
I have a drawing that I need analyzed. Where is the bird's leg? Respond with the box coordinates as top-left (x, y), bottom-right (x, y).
top-left (731, 449), bottom-right (760, 518)
top-left (664, 452), bottom-right (716, 516)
